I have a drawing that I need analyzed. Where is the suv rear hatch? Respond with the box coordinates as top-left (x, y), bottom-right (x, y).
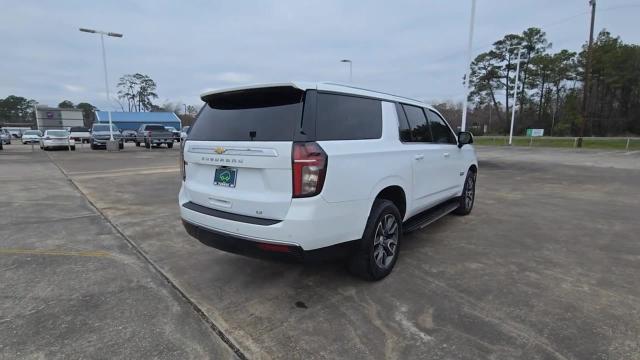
top-left (183, 86), bottom-right (308, 221)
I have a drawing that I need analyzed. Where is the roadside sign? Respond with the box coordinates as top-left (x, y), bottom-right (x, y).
top-left (526, 129), bottom-right (544, 137)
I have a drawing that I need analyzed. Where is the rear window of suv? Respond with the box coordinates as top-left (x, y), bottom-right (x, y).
top-left (316, 93), bottom-right (382, 141)
top-left (144, 125), bottom-right (166, 131)
top-left (190, 86), bottom-right (304, 142)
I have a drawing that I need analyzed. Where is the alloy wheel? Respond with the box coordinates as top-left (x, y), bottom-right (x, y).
top-left (373, 214), bottom-right (399, 269)
top-left (465, 174), bottom-right (475, 210)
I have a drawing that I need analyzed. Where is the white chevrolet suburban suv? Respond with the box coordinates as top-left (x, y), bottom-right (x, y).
top-left (180, 82), bottom-right (477, 280)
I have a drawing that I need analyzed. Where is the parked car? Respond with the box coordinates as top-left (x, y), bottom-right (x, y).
top-left (40, 129), bottom-right (75, 151)
top-left (21, 130), bottom-right (42, 144)
top-left (165, 126), bottom-right (181, 142)
top-left (69, 126), bottom-right (91, 143)
top-left (179, 82), bottom-right (477, 280)
top-left (121, 129), bottom-right (137, 143)
top-left (90, 124), bottom-right (124, 150)
top-left (180, 126), bottom-right (190, 139)
top-left (3, 127), bottom-right (29, 139)
top-left (135, 124), bottom-right (174, 148)
top-left (0, 129), bottom-right (11, 145)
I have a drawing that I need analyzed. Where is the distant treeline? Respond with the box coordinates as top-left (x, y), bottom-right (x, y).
top-left (437, 28), bottom-right (639, 136)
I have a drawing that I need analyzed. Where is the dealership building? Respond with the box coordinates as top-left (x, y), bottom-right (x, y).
top-left (94, 111), bottom-right (182, 131)
top-left (35, 106), bottom-right (84, 131)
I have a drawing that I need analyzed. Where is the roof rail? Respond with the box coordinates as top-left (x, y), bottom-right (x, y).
top-left (320, 82), bottom-right (424, 104)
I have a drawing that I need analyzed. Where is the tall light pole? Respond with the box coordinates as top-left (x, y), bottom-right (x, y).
top-left (508, 46), bottom-right (523, 145)
top-left (460, 0), bottom-right (477, 132)
top-left (79, 27), bottom-right (123, 141)
top-left (580, 0), bottom-right (596, 142)
top-left (340, 59), bottom-right (352, 83)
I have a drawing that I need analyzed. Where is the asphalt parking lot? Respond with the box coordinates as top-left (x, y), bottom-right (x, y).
top-left (1, 143), bottom-right (639, 359)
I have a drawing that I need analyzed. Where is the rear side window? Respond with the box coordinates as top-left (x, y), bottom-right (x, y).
top-left (401, 104), bottom-right (432, 142)
top-left (190, 86), bottom-right (304, 141)
top-left (316, 93), bottom-right (382, 141)
top-left (426, 110), bottom-right (456, 144)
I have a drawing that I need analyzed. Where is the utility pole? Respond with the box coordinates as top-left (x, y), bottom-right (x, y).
top-left (460, 0), bottom-right (477, 132)
top-left (579, 0), bottom-right (596, 143)
top-left (508, 47), bottom-right (523, 145)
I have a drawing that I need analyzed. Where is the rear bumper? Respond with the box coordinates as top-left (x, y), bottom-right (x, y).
top-left (42, 140), bottom-right (75, 147)
top-left (182, 219), bottom-right (356, 263)
top-left (179, 185), bottom-right (370, 253)
top-left (92, 138), bottom-right (122, 145)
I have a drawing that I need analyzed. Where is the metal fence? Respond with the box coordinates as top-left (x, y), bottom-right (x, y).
top-left (474, 136), bottom-right (640, 150)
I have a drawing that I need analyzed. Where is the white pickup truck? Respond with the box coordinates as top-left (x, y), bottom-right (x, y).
top-left (68, 127), bottom-right (91, 144)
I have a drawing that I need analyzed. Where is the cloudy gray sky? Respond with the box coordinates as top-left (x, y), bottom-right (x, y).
top-left (1, 0), bottom-right (638, 110)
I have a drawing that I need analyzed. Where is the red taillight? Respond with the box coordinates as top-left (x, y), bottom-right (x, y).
top-left (292, 142), bottom-right (327, 198)
top-left (180, 141), bottom-right (187, 181)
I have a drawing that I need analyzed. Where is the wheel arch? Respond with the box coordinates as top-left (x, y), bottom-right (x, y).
top-left (374, 185), bottom-right (407, 220)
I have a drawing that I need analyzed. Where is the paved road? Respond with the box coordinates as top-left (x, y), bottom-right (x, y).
top-left (0, 147), bottom-right (238, 359)
top-left (2, 144), bottom-right (639, 359)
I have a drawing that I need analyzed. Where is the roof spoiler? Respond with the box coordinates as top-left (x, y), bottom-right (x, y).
top-left (201, 85), bottom-right (305, 110)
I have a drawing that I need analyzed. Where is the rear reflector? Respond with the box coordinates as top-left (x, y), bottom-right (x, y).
top-left (257, 243), bottom-right (291, 253)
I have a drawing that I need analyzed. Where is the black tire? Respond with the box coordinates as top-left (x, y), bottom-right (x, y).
top-left (90, 143), bottom-right (96, 150)
top-left (454, 169), bottom-right (477, 215)
top-left (145, 140), bottom-right (151, 149)
top-left (348, 199), bottom-right (402, 281)
top-left (135, 141), bottom-right (140, 147)
top-left (70, 146), bottom-right (76, 151)
top-left (167, 142), bottom-right (173, 149)
top-left (119, 142), bottom-right (124, 150)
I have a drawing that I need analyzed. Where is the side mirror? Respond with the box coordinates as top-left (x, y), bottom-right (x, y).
top-left (458, 131), bottom-right (474, 148)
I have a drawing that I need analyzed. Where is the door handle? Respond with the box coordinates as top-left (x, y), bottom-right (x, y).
top-left (443, 153), bottom-right (450, 158)
top-left (414, 154), bottom-right (424, 160)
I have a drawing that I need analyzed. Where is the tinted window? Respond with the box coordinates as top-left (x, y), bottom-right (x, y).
top-left (402, 105), bottom-right (432, 142)
top-left (426, 110), bottom-right (456, 144)
top-left (316, 93), bottom-right (382, 141)
top-left (92, 124), bottom-right (118, 132)
top-left (190, 87), bottom-right (304, 141)
top-left (70, 127), bottom-right (87, 132)
top-left (396, 104), bottom-right (412, 142)
top-left (145, 125), bottom-right (166, 131)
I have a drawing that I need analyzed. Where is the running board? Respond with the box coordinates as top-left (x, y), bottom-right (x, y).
top-left (403, 199), bottom-right (459, 234)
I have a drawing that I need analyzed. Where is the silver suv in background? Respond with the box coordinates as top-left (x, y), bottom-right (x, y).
top-left (90, 124), bottom-right (124, 150)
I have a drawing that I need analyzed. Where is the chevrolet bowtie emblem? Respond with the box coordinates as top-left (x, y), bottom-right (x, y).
top-left (215, 147), bottom-right (226, 154)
